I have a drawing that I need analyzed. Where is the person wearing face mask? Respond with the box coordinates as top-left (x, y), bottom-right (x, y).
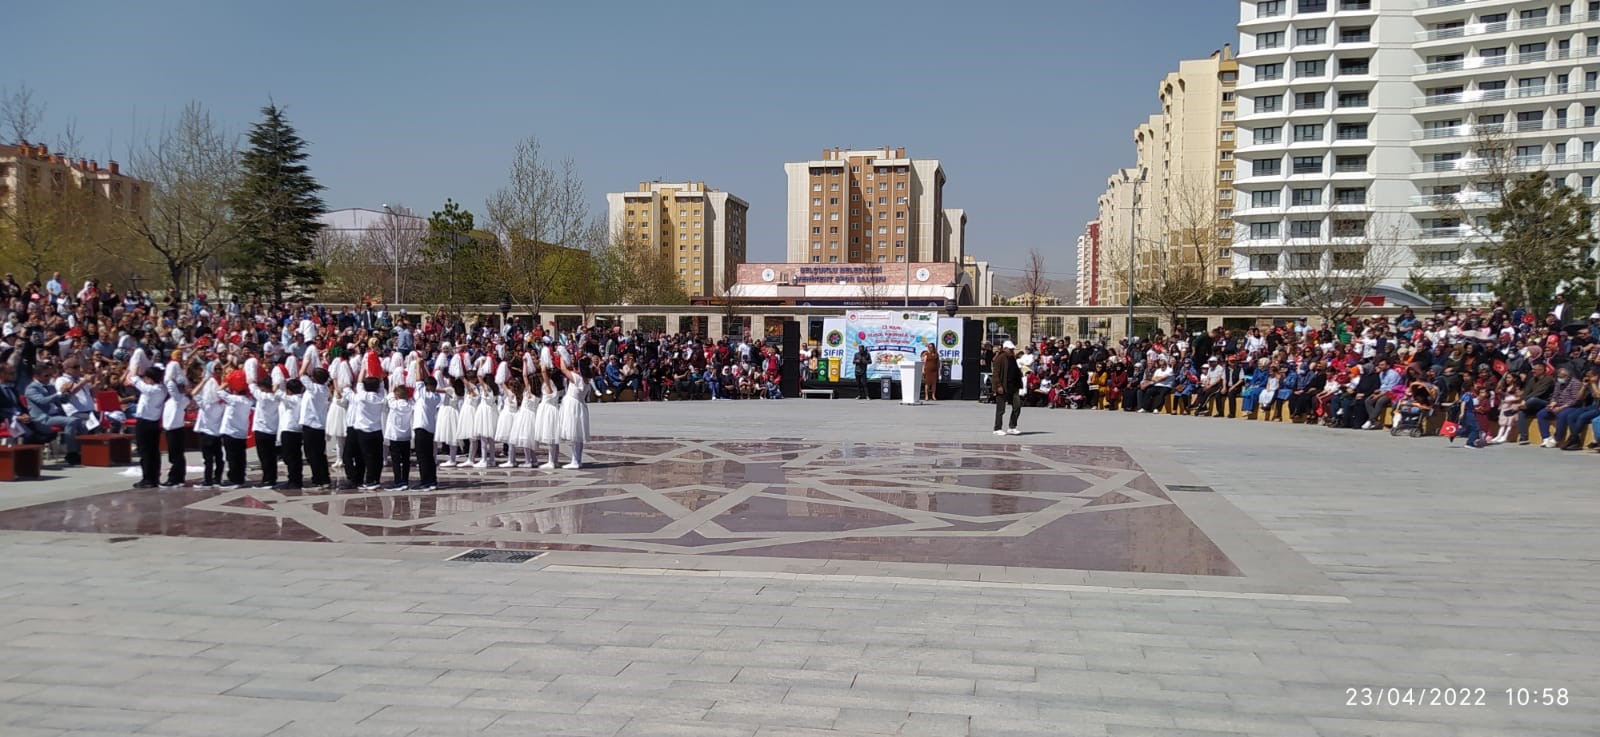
top-left (1538, 366), bottom-right (1583, 448)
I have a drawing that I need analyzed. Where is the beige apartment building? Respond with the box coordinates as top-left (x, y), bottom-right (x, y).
top-left (606, 181), bottom-right (749, 299)
top-left (1094, 47), bottom-right (1239, 307)
top-left (0, 140), bottom-right (148, 214)
top-left (784, 147), bottom-right (966, 266)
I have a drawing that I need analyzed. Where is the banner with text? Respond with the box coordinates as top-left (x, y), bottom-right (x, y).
top-left (839, 310), bottom-right (937, 380)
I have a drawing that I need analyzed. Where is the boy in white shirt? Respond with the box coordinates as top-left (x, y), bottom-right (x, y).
top-left (247, 375), bottom-right (281, 488)
top-left (193, 363), bottom-right (227, 488)
top-left (278, 379), bottom-right (305, 490)
top-left (218, 382), bottom-right (254, 488)
top-left (412, 376), bottom-right (443, 492)
top-left (300, 368), bottom-right (332, 489)
top-left (344, 376), bottom-right (386, 490)
top-left (383, 384), bottom-right (415, 491)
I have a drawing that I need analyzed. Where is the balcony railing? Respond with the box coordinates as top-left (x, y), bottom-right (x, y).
top-left (1417, 226), bottom-right (1469, 239)
top-left (1420, 83), bottom-right (1572, 106)
top-left (1418, 10), bottom-right (1597, 41)
top-left (1409, 192), bottom-right (1500, 206)
top-left (1414, 116), bottom-right (1600, 140)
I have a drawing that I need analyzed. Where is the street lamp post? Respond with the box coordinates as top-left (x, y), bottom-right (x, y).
top-left (499, 292), bottom-right (512, 334)
top-left (382, 204), bottom-right (401, 306)
top-left (1120, 169), bottom-right (1147, 339)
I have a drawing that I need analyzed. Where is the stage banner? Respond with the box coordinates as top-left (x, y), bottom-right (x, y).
top-left (821, 318), bottom-right (846, 382)
top-left (840, 310), bottom-right (937, 380)
top-left (937, 317), bottom-right (965, 381)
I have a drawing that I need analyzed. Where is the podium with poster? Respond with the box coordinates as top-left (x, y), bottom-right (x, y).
top-left (807, 310), bottom-right (966, 400)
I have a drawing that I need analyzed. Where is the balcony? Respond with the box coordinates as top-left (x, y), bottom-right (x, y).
top-left (1419, 83), bottom-right (1573, 107)
top-left (1417, 10), bottom-right (1598, 42)
top-left (1414, 116), bottom-right (1600, 140)
top-left (1416, 226), bottom-right (1470, 239)
top-left (1409, 192), bottom-right (1500, 206)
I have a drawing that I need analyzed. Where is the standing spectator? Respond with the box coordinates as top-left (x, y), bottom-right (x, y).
top-left (991, 341), bottom-right (1022, 436)
top-left (853, 344), bottom-right (871, 400)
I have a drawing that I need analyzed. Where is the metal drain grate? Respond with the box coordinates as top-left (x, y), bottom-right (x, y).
top-left (447, 549), bottom-right (545, 563)
top-left (1165, 484), bottom-right (1215, 493)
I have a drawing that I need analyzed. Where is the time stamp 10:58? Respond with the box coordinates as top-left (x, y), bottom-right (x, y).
top-left (1345, 687), bottom-right (1570, 707)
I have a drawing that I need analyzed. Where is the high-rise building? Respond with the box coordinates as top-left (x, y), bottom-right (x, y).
top-left (1076, 220), bottom-right (1101, 306)
top-left (784, 147), bottom-right (963, 265)
top-left (606, 181), bottom-right (748, 298)
top-left (1091, 48), bottom-right (1239, 308)
top-left (1231, 0), bottom-right (1600, 304)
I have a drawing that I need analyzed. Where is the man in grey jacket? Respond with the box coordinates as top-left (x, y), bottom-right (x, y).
top-left (24, 364), bottom-right (88, 465)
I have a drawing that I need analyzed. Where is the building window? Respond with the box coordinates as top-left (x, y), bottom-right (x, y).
top-left (1336, 91), bottom-right (1369, 108)
top-left (811, 226), bottom-right (821, 235)
top-left (1250, 253), bottom-right (1279, 271)
top-left (1296, 27), bottom-right (1326, 45)
top-left (1258, 0), bottom-right (1284, 17)
top-left (812, 213), bottom-right (821, 221)
top-left (1256, 95), bottom-right (1283, 113)
top-left (1294, 91), bottom-right (1325, 110)
top-left (1289, 220), bottom-right (1320, 238)
top-left (829, 240), bottom-right (839, 249)
top-left (1292, 155), bottom-right (1323, 174)
top-left (896, 211), bottom-right (905, 219)
top-left (1297, 0), bottom-right (1326, 11)
top-left (1250, 222), bottom-right (1280, 238)
top-left (1334, 154), bottom-right (1367, 172)
top-left (1296, 60), bottom-right (1326, 77)
top-left (1332, 219), bottom-right (1366, 237)
top-left (1254, 157), bottom-right (1283, 176)
top-left (830, 213), bottom-right (839, 220)
top-left (1338, 58), bottom-right (1369, 75)
top-left (1293, 123), bottom-right (1324, 142)
top-left (1340, 26), bottom-right (1371, 43)
top-left (811, 241), bottom-right (821, 250)
top-left (812, 184), bottom-right (821, 192)
top-left (1336, 122), bottom-right (1368, 139)
top-left (1288, 251), bottom-right (1320, 269)
top-left (1291, 188), bottom-right (1322, 206)
top-left (1257, 63), bottom-right (1283, 81)
top-left (1251, 190), bottom-right (1281, 207)
top-left (1221, 151), bottom-right (1235, 161)
top-left (1258, 31), bottom-right (1283, 49)
top-left (1223, 91), bottom-right (1235, 101)
top-left (830, 183), bottom-right (840, 191)
top-left (1334, 187), bottom-right (1366, 205)
top-left (1221, 131), bottom-right (1235, 142)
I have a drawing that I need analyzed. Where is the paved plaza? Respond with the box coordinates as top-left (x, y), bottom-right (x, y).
top-left (0, 399), bottom-right (1595, 736)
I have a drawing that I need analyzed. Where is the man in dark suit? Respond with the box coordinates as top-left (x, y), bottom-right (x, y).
top-left (991, 341), bottom-right (1023, 436)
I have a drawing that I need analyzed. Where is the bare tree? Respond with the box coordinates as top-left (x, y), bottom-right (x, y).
top-left (120, 102), bottom-right (243, 295)
top-left (485, 137), bottom-right (593, 320)
top-left (1019, 249), bottom-right (1053, 337)
top-left (313, 229), bottom-right (387, 304)
top-left (1282, 216), bottom-right (1409, 327)
top-left (1418, 122), bottom-right (1521, 304)
top-left (1142, 177), bottom-right (1225, 330)
top-left (858, 278), bottom-right (892, 308)
top-left (0, 84), bottom-right (44, 144)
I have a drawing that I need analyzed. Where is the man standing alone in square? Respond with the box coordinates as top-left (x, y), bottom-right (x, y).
top-left (992, 341), bottom-right (1022, 436)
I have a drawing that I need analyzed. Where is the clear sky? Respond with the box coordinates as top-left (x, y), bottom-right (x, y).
top-left (7, 0), bottom-right (1239, 280)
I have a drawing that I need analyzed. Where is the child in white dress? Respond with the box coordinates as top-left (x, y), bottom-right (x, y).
top-left (471, 376), bottom-right (498, 468)
top-left (510, 377), bottom-right (539, 467)
top-left (558, 355), bottom-right (591, 469)
top-left (535, 363), bottom-right (562, 469)
top-left (435, 378), bottom-right (461, 467)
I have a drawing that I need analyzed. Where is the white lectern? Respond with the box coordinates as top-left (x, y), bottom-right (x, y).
top-left (898, 360), bottom-right (921, 405)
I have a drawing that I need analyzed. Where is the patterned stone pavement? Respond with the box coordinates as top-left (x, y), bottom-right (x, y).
top-left (0, 400), bottom-right (1594, 736)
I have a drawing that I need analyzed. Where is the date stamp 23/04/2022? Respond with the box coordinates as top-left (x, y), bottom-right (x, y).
top-left (1345, 687), bottom-right (1571, 708)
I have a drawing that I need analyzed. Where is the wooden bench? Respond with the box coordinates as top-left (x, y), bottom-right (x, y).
top-left (0, 444), bottom-right (45, 481)
top-left (801, 389), bottom-right (835, 399)
top-left (78, 433), bottom-right (134, 466)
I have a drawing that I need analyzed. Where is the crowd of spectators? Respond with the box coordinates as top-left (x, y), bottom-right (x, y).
top-left (976, 298), bottom-right (1600, 452)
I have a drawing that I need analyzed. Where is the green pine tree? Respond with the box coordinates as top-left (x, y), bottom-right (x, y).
top-left (228, 102), bottom-right (325, 301)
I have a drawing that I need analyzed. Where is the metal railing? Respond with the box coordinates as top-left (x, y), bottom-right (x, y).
top-left (1420, 83), bottom-right (1572, 106)
top-left (1417, 10), bottom-right (1596, 41)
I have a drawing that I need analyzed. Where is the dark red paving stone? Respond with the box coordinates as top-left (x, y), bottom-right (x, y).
top-left (0, 439), bottom-right (1246, 576)
top-left (856, 490), bottom-right (1055, 516)
top-left (712, 504), bottom-right (1240, 576)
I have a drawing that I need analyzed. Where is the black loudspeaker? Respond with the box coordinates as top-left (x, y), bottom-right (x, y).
top-left (961, 319), bottom-right (983, 401)
top-left (781, 320), bottom-right (801, 398)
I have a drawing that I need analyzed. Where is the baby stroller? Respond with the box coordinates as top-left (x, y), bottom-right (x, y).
top-left (1390, 382), bottom-right (1438, 437)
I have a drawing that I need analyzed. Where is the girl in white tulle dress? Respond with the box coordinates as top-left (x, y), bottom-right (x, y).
top-left (534, 363), bottom-right (562, 469)
top-left (558, 354), bottom-right (591, 469)
top-left (493, 360), bottom-right (518, 467)
top-left (471, 375), bottom-right (498, 468)
top-left (511, 375), bottom-right (540, 467)
top-left (457, 377), bottom-right (480, 467)
top-left (326, 353), bottom-right (351, 460)
top-left (434, 378), bottom-right (461, 467)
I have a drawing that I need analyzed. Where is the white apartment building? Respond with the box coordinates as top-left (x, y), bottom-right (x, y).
top-left (1231, 0), bottom-right (1600, 305)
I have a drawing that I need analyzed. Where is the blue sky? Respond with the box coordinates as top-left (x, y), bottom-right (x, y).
top-left (7, 0), bottom-right (1239, 278)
